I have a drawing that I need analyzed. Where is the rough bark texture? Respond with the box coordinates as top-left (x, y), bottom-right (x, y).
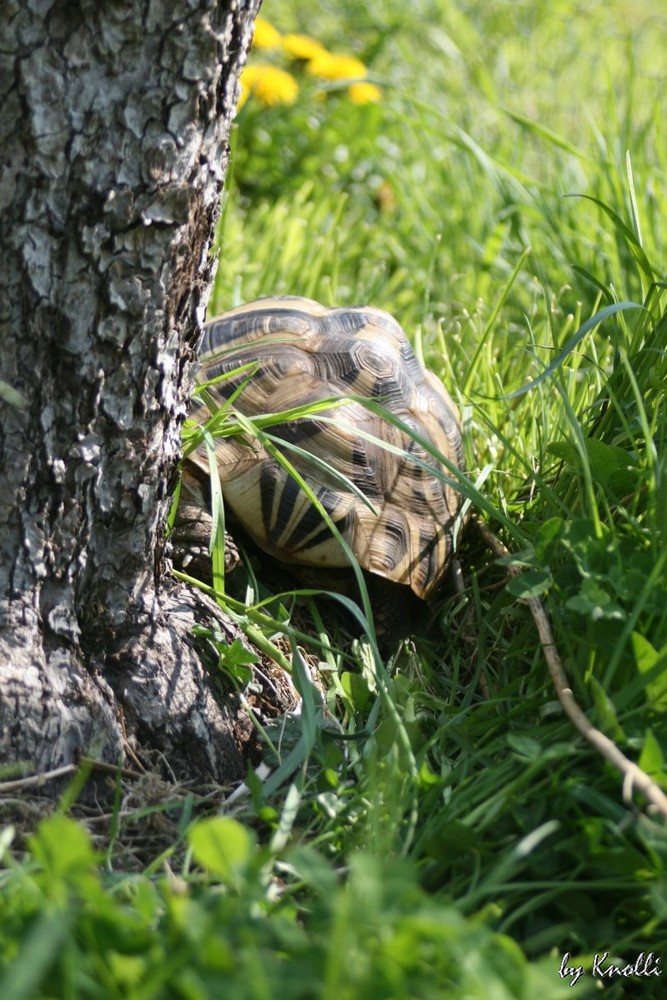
top-left (0, 0), bottom-right (261, 788)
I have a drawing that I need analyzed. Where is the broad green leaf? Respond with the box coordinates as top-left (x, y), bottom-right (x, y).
top-left (217, 638), bottom-right (257, 686)
top-left (637, 728), bottom-right (665, 779)
top-left (632, 632), bottom-right (658, 673)
top-left (220, 638), bottom-right (257, 667)
top-left (507, 734), bottom-right (543, 760)
top-left (506, 569), bottom-right (552, 600)
top-left (340, 670), bottom-right (371, 712)
top-left (589, 676), bottom-right (625, 741)
top-left (0, 910), bottom-right (72, 1000)
top-left (631, 632), bottom-right (667, 710)
top-left (188, 817), bottom-right (255, 884)
top-left (28, 815), bottom-right (96, 877)
top-left (566, 581), bottom-right (625, 621)
top-left (534, 516), bottom-right (565, 562)
top-left (418, 759), bottom-right (440, 787)
top-left (548, 441), bottom-right (579, 467)
top-left (548, 437), bottom-right (638, 492)
top-left (107, 954), bottom-right (148, 990)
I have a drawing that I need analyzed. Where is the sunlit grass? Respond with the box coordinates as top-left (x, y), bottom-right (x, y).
top-left (2, 1), bottom-right (666, 997)
top-left (206, 0), bottom-right (667, 980)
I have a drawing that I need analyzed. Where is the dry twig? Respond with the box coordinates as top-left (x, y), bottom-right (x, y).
top-left (475, 515), bottom-right (667, 820)
top-left (0, 757), bottom-right (145, 794)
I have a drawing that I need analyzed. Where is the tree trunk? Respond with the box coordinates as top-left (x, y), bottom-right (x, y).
top-left (0, 0), bottom-right (261, 789)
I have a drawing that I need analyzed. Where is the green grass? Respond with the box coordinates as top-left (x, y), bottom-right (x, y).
top-left (3, 0), bottom-right (667, 997)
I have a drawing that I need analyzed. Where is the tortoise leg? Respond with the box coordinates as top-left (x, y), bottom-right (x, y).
top-left (171, 500), bottom-right (240, 583)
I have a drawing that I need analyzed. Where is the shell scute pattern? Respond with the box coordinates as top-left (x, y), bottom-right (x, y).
top-left (186, 296), bottom-right (463, 599)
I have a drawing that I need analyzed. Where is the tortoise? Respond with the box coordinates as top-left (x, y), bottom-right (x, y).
top-left (177, 295), bottom-right (463, 608)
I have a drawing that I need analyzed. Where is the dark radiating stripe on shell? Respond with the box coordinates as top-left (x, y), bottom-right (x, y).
top-left (315, 353), bottom-right (364, 386)
top-left (351, 447), bottom-right (383, 501)
top-left (338, 366), bottom-right (365, 388)
top-left (321, 310), bottom-right (370, 337)
top-left (281, 485), bottom-right (340, 552)
top-left (271, 420), bottom-right (320, 447)
top-left (202, 307), bottom-right (310, 355)
top-left (273, 471), bottom-right (302, 540)
top-left (260, 465), bottom-right (276, 536)
top-left (382, 518), bottom-right (409, 570)
top-left (399, 340), bottom-right (424, 379)
top-left (289, 507), bottom-right (353, 555)
top-left (371, 377), bottom-right (394, 398)
top-left (416, 527), bottom-right (439, 588)
top-left (281, 490), bottom-right (329, 550)
top-left (335, 361), bottom-right (404, 401)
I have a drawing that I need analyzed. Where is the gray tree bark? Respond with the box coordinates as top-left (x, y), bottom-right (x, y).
top-left (0, 0), bottom-right (261, 789)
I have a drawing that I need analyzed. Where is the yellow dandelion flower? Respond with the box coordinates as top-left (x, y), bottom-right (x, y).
top-left (240, 64), bottom-right (298, 108)
top-left (306, 52), bottom-right (368, 81)
top-left (252, 17), bottom-right (282, 51)
top-left (239, 64), bottom-right (262, 108)
top-left (282, 33), bottom-right (328, 61)
top-left (347, 81), bottom-right (382, 104)
top-left (237, 77), bottom-right (250, 110)
top-left (237, 66), bottom-right (268, 110)
top-left (240, 66), bottom-right (264, 85)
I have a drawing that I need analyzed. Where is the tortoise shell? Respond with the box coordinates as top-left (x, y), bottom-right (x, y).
top-left (183, 296), bottom-right (463, 600)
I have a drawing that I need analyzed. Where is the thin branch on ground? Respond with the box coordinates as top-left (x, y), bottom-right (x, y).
top-left (474, 515), bottom-right (667, 821)
top-left (0, 758), bottom-right (145, 794)
top-left (0, 763), bottom-right (78, 793)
